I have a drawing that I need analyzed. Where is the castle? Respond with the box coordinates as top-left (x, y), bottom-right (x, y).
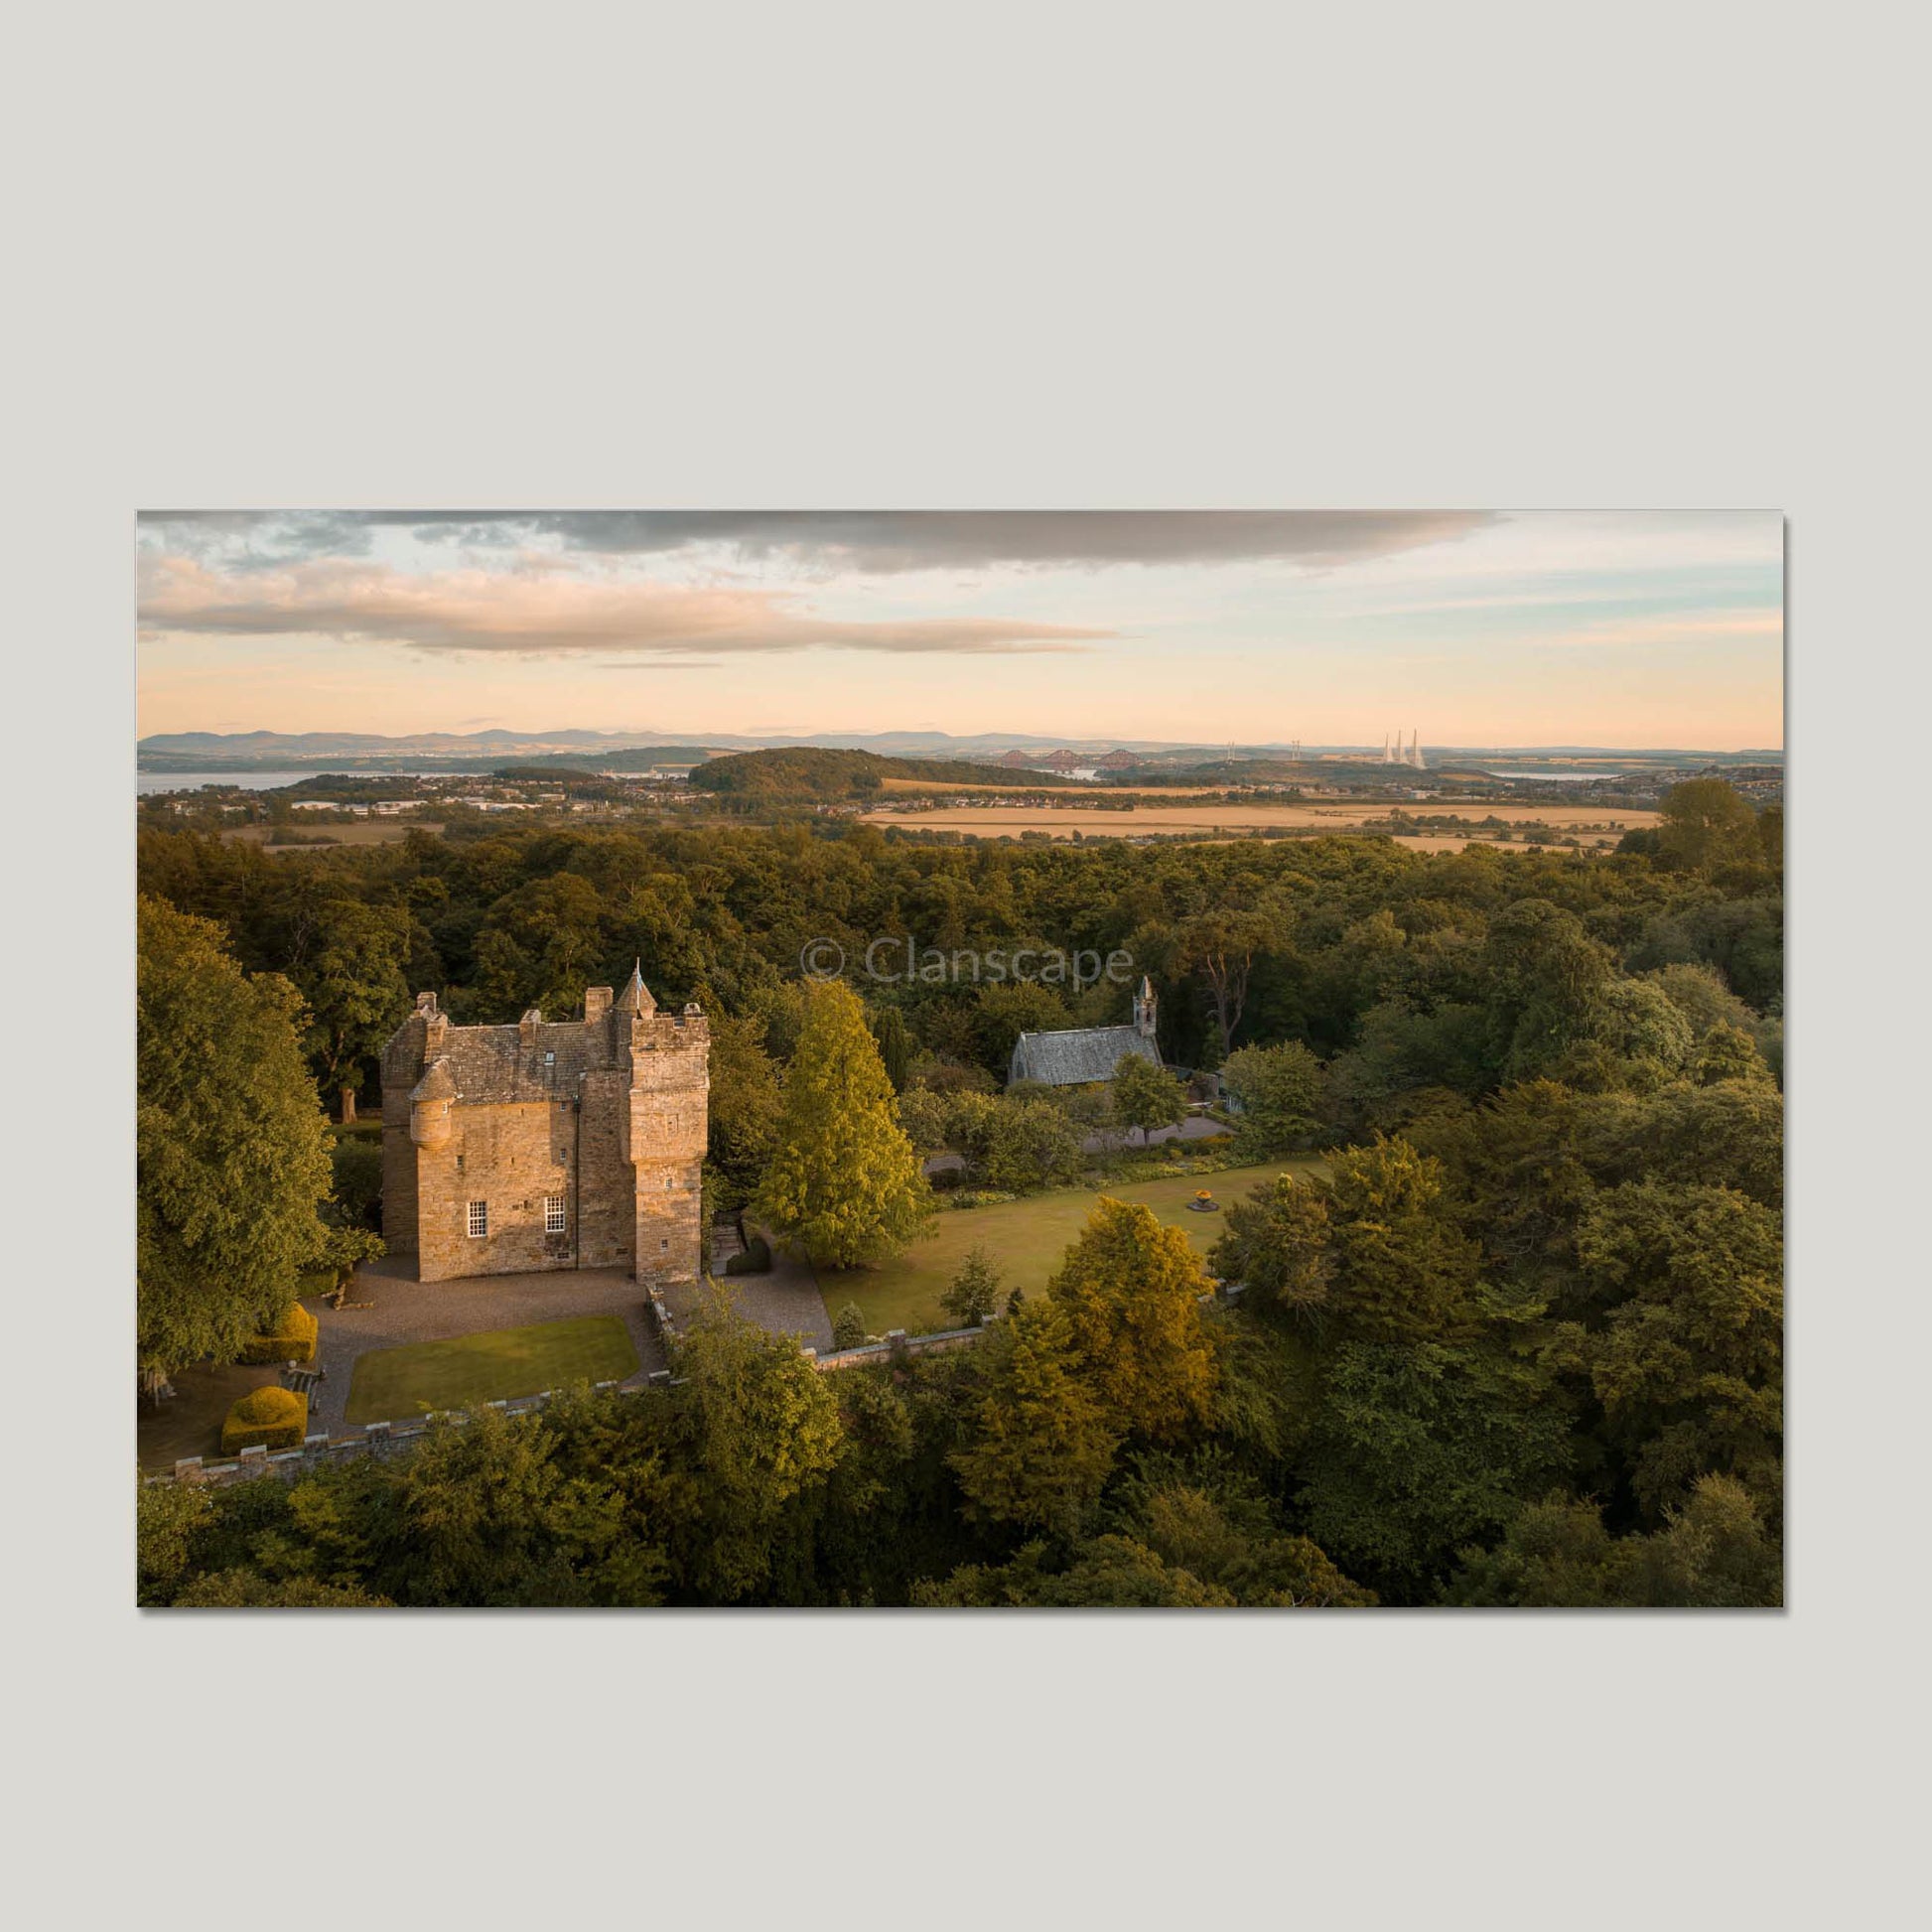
top-left (379, 966), bottom-right (709, 1286)
top-left (1008, 975), bottom-right (1163, 1086)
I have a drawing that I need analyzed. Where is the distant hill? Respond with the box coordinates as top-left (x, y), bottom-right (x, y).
top-left (688, 747), bottom-right (1085, 801)
top-left (491, 748), bottom-right (715, 773)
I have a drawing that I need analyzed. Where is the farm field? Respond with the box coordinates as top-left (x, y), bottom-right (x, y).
top-left (225, 820), bottom-right (445, 849)
top-left (877, 776), bottom-right (1228, 797)
top-left (861, 800), bottom-right (1660, 846)
top-left (812, 1157), bottom-right (1325, 1337)
top-left (344, 1313), bottom-right (639, 1424)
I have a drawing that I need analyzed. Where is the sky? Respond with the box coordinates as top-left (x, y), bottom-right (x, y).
top-left (135, 510), bottom-right (1784, 750)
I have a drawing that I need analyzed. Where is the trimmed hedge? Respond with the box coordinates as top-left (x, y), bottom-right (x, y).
top-left (220, 1386), bottom-right (309, 1455)
top-left (724, 1236), bottom-right (772, 1276)
top-left (239, 1301), bottom-right (319, 1365)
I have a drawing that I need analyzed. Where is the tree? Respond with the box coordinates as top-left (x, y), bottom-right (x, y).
top-left (705, 1007), bottom-right (785, 1176)
top-left (387, 1404), bottom-right (654, 1606)
top-left (667, 1287), bottom-right (845, 1598)
top-left (317, 1223), bottom-right (386, 1306)
top-left (138, 896), bottom-right (335, 1389)
top-left (468, 873), bottom-right (610, 1017)
top-left (329, 1133), bottom-right (384, 1229)
top-left (1109, 1052), bottom-right (1186, 1145)
top-left (894, 1085), bottom-right (954, 1154)
top-left (1105, 1452), bottom-right (1376, 1605)
top-left (1647, 961), bottom-right (1759, 1040)
top-left (1694, 1021), bottom-right (1774, 1087)
top-left (868, 1004), bottom-right (915, 1092)
top-left (1561, 1177), bottom-right (1783, 1516)
top-left (1480, 899), bottom-right (1616, 1082)
top-left (1312, 1137), bottom-right (1485, 1344)
top-left (296, 897), bottom-right (412, 1120)
top-left (980, 1097), bottom-right (1085, 1193)
top-left (974, 980), bottom-right (1069, 1074)
top-left (830, 1302), bottom-right (869, 1349)
top-left (1220, 1039), bottom-right (1323, 1151)
top-left (1446, 1475), bottom-right (1781, 1607)
top-left (137, 1479), bottom-right (213, 1605)
top-left (1047, 1198), bottom-right (1218, 1443)
top-left (1592, 977), bottom-right (1696, 1079)
top-left (1175, 906), bottom-right (1285, 1062)
top-left (950, 1301), bottom-right (1121, 1531)
top-left (940, 1246), bottom-right (1003, 1327)
top-left (1297, 1340), bottom-right (1574, 1596)
top-left (754, 979), bottom-right (932, 1269)
top-left (1657, 778), bottom-right (1761, 876)
top-left (1209, 1171), bottom-right (1337, 1317)
top-left (914, 1535), bottom-right (1239, 1606)
top-left (1630, 1473), bottom-right (1782, 1606)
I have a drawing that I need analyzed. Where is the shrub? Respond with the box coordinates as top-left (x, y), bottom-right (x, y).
top-left (725, 1236), bottom-right (772, 1276)
top-left (831, 1303), bottom-right (869, 1350)
top-left (220, 1386), bottom-right (309, 1454)
top-left (238, 1301), bottom-right (319, 1365)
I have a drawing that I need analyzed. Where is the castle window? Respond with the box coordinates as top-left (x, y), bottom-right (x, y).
top-left (467, 1200), bottom-right (488, 1238)
top-left (544, 1194), bottom-right (566, 1234)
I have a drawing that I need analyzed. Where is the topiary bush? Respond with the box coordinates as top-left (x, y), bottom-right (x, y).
top-left (239, 1301), bottom-right (319, 1365)
top-left (830, 1303), bottom-right (869, 1350)
top-left (724, 1236), bottom-right (772, 1276)
top-left (220, 1386), bottom-right (309, 1454)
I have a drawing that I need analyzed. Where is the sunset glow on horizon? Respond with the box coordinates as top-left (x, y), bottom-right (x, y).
top-left (137, 510), bottom-right (1784, 750)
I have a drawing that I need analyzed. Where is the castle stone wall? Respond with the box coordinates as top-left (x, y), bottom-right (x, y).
top-left (415, 1098), bottom-right (573, 1282)
top-left (378, 981), bottom-right (708, 1289)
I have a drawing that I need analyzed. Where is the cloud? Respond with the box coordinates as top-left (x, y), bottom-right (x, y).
top-left (139, 509), bottom-right (1496, 573)
top-left (1539, 612), bottom-right (1783, 648)
top-left (136, 556), bottom-right (1111, 657)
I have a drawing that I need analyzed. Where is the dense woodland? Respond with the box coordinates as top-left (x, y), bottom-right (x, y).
top-left (137, 777), bottom-right (1782, 1607)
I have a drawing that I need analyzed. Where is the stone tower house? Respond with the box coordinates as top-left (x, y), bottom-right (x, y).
top-left (379, 966), bottom-right (708, 1287)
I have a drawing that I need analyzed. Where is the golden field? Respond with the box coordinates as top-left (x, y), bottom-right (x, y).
top-left (860, 800), bottom-right (1661, 849)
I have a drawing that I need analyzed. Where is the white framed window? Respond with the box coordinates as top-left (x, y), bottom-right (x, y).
top-left (467, 1199), bottom-right (488, 1238)
top-left (544, 1194), bottom-right (566, 1234)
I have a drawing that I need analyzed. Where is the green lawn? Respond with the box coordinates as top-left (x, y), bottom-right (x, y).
top-left (345, 1314), bottom-right (640, 1424)
top-left (814, 1157), bottom-right (1325, 1336)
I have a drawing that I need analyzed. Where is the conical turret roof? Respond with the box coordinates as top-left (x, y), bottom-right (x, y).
top-left (411, 1057), bottom-right (457, 1102)
top-left (615, 961), bottom-right (655, 1015)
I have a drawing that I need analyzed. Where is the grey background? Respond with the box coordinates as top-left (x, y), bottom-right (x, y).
top-left (8, 3), bottom-right (1922, 1928)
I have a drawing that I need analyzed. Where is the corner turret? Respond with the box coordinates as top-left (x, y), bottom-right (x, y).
top-left (409, 1057), bottom-right (456, 1148)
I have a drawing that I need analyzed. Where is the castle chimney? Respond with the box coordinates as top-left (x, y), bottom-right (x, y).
top-left (519, 1008), bottom-right (542, 1049)
top-left (584, 986), bottom-right (613, 1021)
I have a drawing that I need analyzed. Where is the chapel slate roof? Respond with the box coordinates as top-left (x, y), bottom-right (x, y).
top-left (1009, 1025), bottom-right (1162, 1087)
